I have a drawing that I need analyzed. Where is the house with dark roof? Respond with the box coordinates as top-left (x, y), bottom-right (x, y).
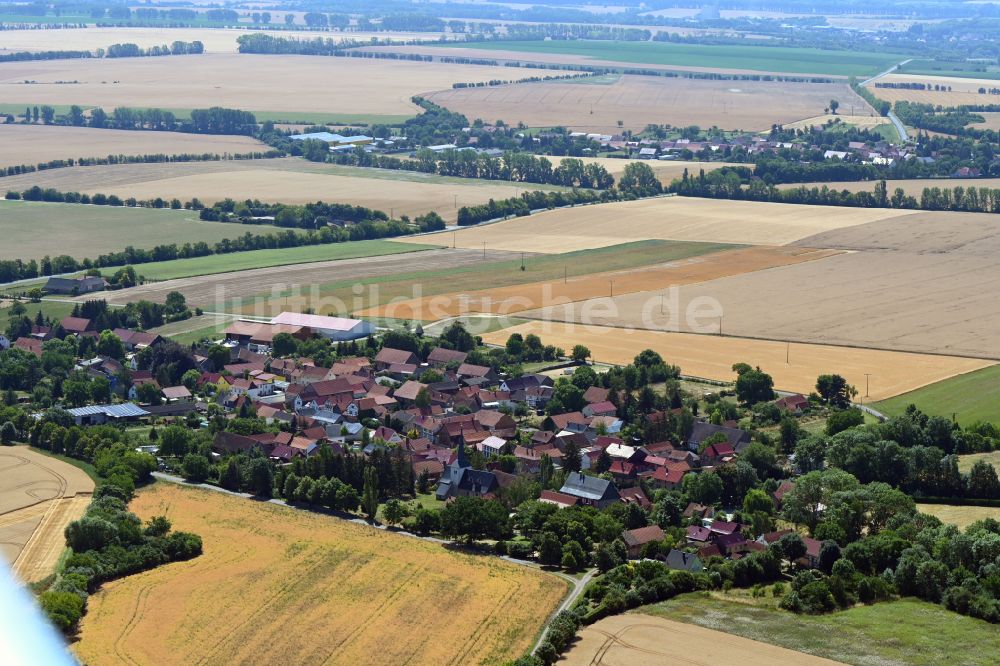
top-left (559, 472), bottom-right (620, 509)
top-left (60, 316), bottom-right (95, 335)
top-left (623, 525), bottom-right (666, 559)
top-left (775, 393), bottom-right (809, 414)
top-left (500, 374), bottom-right (552, 393)
top-left (212, 431), bottom-right (263, 456)
top-left (435, 441), bottom-right (499, 500)
top-left (686, 525), bottom-right (711, 544)
top-left (687, 422), bottom-right (750, 453)
top-left (45, 275), bottom-right (106, 295)
top-left (664, 549), bottom-right (703, 572)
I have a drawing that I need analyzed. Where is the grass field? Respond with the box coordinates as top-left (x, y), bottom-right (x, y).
top-left (0, 199), bottom-right (281, 263)
top-left (917, 504), bottom-right (1000, 530)
top-left (107, 240), bottom-right (440, 281)
top-left (641, 593), bottom-right (1000, 666)
top-left (957, 451), bottom-right (1000, 474)
top-left (0, 300), bottom-right (76, 334)
top-left (437, 40), bottom-right (900, 77)
top-left (479, 321), bottom-right (994, 401)
top-left (425, 75), bottom-right (860, 132)
top-left (0, 124), bottom-right (267, 169)
top-left (74, 482), bottom-right (566, 666)
top-left (875, 366), bottom-right (1000, 427)
top-left (0, 158), bottom-right (566, 224)
top-left (0, 54), bottom-right (520, 117)
top-left (398, 196), bottom-right (916, 253)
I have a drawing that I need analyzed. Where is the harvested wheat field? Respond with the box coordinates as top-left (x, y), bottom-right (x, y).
top-left (424, 75), bottom-right (858, 132)
top-left (0, 27), bottom-right (443, 54)
top-left (553, 156), bottom-right (741, 184)
top-left (562, 612), bottom-right (841, 665)
top-left (865, 73), bottom-right (998, 106)
top-left (481, 321), bottom-right (993, 401)
top-left (0, 158), bottom-right (559, 224)
top-left (89, 247), bottom-right (519, 309)
top-left (401, 197), bottom-right (916, 253)
top-left (775, 113), bottom-right (889, 131)
top-left (0, 54), bottom-right (519, 116)
top-left (0, 124), bottom-right (267, 168)
top-left (778, 177), bottom-right (1000, 197)
top-left (362, 246), bottom-right (840, 321)
top-left (973, 112), bottom-right (1000, 131)
top-left (75, 482), bottom-right (566, 666)
top-left (565, 211), bottom-right (1000, 359)
top-left (917, 504), bottom-right (1000, 530)
top-left (0, 448), bottom-right (93, 582)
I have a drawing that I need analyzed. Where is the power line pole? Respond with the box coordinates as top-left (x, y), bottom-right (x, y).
top-left (865, 373), bottom-right (871, 398)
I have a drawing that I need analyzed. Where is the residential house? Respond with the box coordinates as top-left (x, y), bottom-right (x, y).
top-left (436, 441), bottom-right (499, 500)
top-left (374, 347), bottom-right (418, 371)
top-left (663, 549), bottom-right (703, 572)
top-left (456, 363), bottom-right (497, 384)
top-left (60, 316), bottom-right (95, 336)
top-left (161, 386), bottom-right (192, 403)
top-left (772, 480), bottom-right (796, 509)
top-left (44, 276), bottom-right (106, 295)
top-left (559, 473), bottom-right (620, 509)
top-left (687, 422), bottom-right (751, 453)
top-left (623, 525), bottom-right (666, 559)
top-left (775, 393), bottom-right (809, 414)
top-left (427, 347), bottom-right (468, 368)
top-left (582, 400), bottom-right (617, 418)
top-left (539, 489), bottom-right (579, 509)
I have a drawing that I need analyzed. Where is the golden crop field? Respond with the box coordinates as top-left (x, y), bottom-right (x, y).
top-left (361, 246), bottom-right (840, 321)
top-left (0, 124), bottom-right (267, 168)
top-left (480, 321), bottom-right (994, 401)
top-left (75, 483), bottom-right (566, 666)
top-left (424, 75), bottom-right (858, 132)
top-left (0, 54), bottom-right (519, 116)
top-left (0, 158), bottom-right (559, 224)
top-left (400, 196), bottom-right (916, 253)
top-left (775, 113), bottom-right (890, 131)
top-left (917, 504), bottom-right (1000, 530)
top-left (563, 613), bottom-right (841, 666)
top-left (0, 448), bottom-right (93, 582)
top-left (865, 73), bottom-right (998, 106)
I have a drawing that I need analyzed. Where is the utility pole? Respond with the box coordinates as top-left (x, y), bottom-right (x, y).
top-left (454, 194), bottom-right (458, 209)
top-left (786, 341), bottom-right (790, 364)
top-left (609, 279), bottom-right (614, 298)
top-left (482, 241), bottom-right (486, 259)
top-left (452, 231), bottom-right (456, 248)
top-left (520, 252), bottom-right (524, 270)
top-left (719, 315), bottom-right (723, 336)
top-left (865, 373), bottom-right (871, 398)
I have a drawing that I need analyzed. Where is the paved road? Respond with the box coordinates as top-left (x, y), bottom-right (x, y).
top-left (887, 110), bottom-right (909, 142)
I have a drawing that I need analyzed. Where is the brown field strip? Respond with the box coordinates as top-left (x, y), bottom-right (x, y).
top-left (0, 124), bottom-right (267, 169)
top-left (13, 495), bottom-right (91, 583)
top-left (74, 483), bottom-right (566, 666)
top-left (562, 612), bottom-right (843, 665)
top-left (0, 54), bottom-right (521, 115)
top-left (360, 246), bottom-right (841, 321)
top-left (399, 197), bottom-right (916, 253)
top-left (865, 73), bottom-right (999, 106)
top-left (424, 75), bottom-right (859, 132)
top-left (480, 321), bottom-right (994, 401)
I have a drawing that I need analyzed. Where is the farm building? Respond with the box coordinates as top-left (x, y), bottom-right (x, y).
top-left (44, 275), bottom-right (107, 295)
top-left (289, 132), bottom-right (372, 147)
top-left (269, 312), bottom-right (375, 341)
top-left (65, 403), bottom-right (149, 426)
top-left (224, 321), bottom-right (311, 353)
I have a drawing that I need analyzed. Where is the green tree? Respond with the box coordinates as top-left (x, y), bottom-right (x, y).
top-left (382, 498), bottom-right (408, 526)
top-left (618, 162), bottom-right (662, 196)
top-left (362, 465), bottom-right (379, 521)
top-left (96, 330), bottom-right (125, 361)
top-left (182, 453), bottom-right (211, 483)
top-left (735, 368), bottom-right (774, 405)
top-left (0, 421), bottom-right (17, 445)
top-left (816, 374), bottom-right (855, 408)
top-left (271, 332), bottom-right (298, 357)
top-left (571, 345), bottom-right (591, 363)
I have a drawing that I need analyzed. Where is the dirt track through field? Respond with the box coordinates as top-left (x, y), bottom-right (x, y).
top-left (0, 448), bottom-right (94, 581)
top-left (424, 75), bottom-right (860, 132)
top-left (563, 613), bottom-right (843, 665)
top-left (400, 196), bottom-right (916, 253)
top-left (87, 247), bottom-right (522, 310)
top-left (361, 246), bottom-right (840, 321)
top-left (480, 321), bottom-right (994, 401)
